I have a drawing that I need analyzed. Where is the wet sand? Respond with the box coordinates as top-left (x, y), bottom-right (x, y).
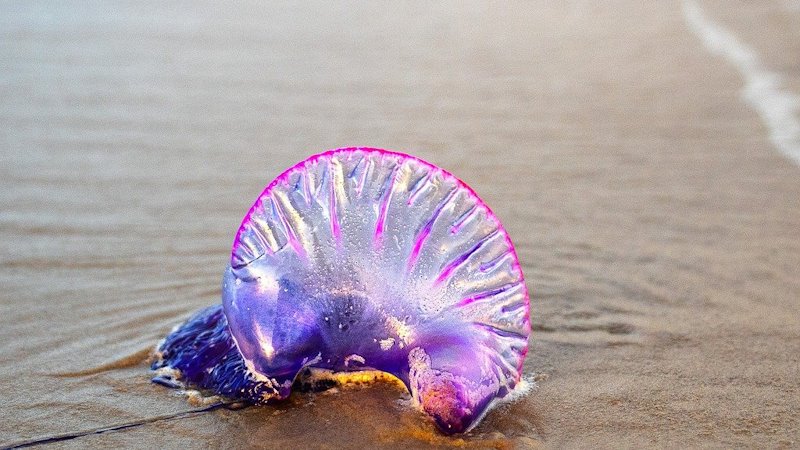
top-left (1, 1), bottom-right (799, 448)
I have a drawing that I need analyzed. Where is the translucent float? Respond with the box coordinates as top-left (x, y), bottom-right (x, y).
top-left (152, 148), bottom-right (530, 434)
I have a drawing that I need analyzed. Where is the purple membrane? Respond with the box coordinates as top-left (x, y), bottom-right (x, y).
top-left (152, 148), bottom-right (530, 434)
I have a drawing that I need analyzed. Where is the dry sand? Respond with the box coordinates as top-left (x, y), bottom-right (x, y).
top-left (1, 1), bottom-right (799, 448)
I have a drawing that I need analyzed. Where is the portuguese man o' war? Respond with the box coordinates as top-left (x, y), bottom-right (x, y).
top-left (152, 148), bottom-right (530, 434)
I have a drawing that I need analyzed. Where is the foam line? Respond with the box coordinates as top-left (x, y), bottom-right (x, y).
top-left (683, 0), bottom-right (800, 165)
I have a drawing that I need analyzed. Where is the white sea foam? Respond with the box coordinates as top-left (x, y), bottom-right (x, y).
top-left (683, 0), bottom-right (800, 165)
top-left (500, 374), bottom-right (538, 405)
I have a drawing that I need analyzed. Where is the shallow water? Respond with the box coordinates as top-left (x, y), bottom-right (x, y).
top-left (1, 1), bottom-right (799, 448)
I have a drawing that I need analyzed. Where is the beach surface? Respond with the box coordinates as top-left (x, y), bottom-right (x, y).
top-left (1, 1), bottom-right (799, 448)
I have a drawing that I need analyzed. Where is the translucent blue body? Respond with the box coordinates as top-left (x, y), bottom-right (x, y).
top-left (153, 148), bottom-right (530, 434)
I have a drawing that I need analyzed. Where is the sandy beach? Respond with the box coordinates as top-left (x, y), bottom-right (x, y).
top-left (1, 1), bottom-right (799, 448)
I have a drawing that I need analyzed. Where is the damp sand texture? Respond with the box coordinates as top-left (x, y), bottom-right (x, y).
top-left (1, 1), bottom-right (799, 449)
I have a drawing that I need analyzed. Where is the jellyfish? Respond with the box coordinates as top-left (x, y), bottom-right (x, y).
top-left (152, 148), bottom-right (530, 434)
